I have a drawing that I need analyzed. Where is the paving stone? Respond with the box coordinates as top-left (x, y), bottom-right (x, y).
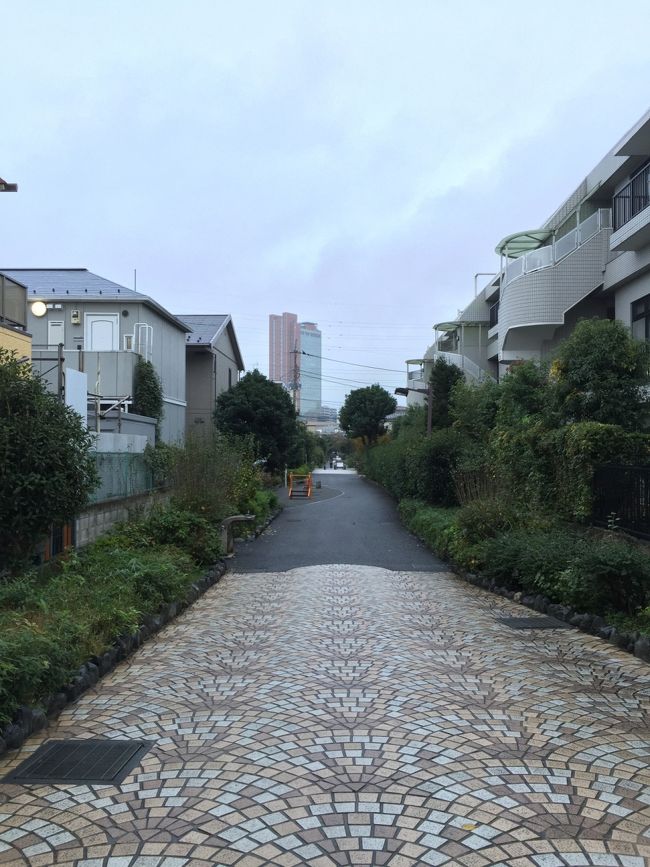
top-left (0, 564), bottom-right (649, 865)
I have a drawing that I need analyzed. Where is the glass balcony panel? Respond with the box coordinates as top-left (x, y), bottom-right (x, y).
top-left (578, 210), bottom-right (599, 244)
top-left (524, 243), bottom-right (552, 273)
top-left (555, 228), bottom-right (578, 260)
top-left (504, 257), bottom-right (524, 284)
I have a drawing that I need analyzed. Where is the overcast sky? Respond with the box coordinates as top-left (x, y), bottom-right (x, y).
top-left (3, 1), bottom-right (650, 409)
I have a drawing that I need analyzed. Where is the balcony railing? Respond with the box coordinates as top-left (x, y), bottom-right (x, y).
top-left (613, 163), bottom-right (650, 231)
top-left (503, 208), bottom-right (611, 286)
top-left (426, 351), bottom-right (495, 383)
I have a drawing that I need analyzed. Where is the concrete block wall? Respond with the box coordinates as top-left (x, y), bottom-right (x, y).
top-left (76, 489), bottom-right (170, 548)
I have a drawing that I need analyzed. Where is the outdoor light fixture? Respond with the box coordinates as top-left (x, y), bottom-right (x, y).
top-left (31, 301), bottom-right (47, 317)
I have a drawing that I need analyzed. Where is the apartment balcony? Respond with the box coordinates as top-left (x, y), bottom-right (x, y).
top-left (424, 350), bottom-right (494, 383)
top-left (611, 164), bottom-right (650, 251)
top-left (31, 347), bottom-right (138, 401)
top-left (501, 209), bottom-right (611, 287)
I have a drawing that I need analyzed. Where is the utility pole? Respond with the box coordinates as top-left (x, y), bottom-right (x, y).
top-left (290, 346), bottom-right (300, 413)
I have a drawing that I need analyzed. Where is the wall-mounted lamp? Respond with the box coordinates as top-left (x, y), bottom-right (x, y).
top-left (31, 301), bottom-right (47, 317)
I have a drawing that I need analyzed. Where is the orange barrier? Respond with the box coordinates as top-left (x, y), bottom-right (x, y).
top-left (288, 473), bottom-right (313, 498)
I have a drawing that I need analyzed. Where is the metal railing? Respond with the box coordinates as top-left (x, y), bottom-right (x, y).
top-left (503, 208), bottom-right (611, 286)
top-left (592, 464), bottom-right (650, 539)
top-left (426, 351), bottom-right (495, 383)
top-left (613, 163), bottom-right (650, 231)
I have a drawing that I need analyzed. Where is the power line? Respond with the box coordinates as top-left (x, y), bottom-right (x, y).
top-left (300, 350), bottom-right (405, 374)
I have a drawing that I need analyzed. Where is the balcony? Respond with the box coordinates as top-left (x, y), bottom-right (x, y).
top-left (502, 209), bottom-right (611, 286)
top-left (611, 164), bottom-right (650, 251)
top-left (31, 348), bottom-right (137, 400)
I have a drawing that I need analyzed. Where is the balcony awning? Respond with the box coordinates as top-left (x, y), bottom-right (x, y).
top-left (434, 319), bottom-right (488, 331)
top-left (495, 229), bottom-right (553, 258)
top-left (406, 358), bottom-right (424, 365)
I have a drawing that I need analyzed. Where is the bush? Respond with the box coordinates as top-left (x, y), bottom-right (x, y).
top-left (109, 504), bottom-right (222, 566)
top-left (556, 537), bottom-right (650, 615)
top-left (0, 349), bottom-right (98, 572)
top-left (398, 500), bottom-right (459, 559)
top-left (480, 528), bottom-right (581, 592)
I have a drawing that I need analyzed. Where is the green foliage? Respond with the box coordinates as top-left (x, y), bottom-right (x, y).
top-left (132, 357), bottom-right (164, 435)
top-left (104, 503), bottom-right (222, 566)
top-left (428, 358), bottom-right (464, 429)
top-left (339, 384), bottom-right (397, 445)
top-left (552, 318), bottom-right (650, 429)
top-left (143, 441), bottom-right (177, 487)
top-left (289, 423), bottom-right (326, 470)
top-left (215, 369), bottom-right (299, 471)
top-left (554, 538), bottom-right (650, 615)
top-left (169, 431), bottom-right (259, 521)
top-left (392, 405), bottom-right (427, 440)
top-left (0, 540), bottom-right (198, 723)
top-left (397, 500), bottom-right (459, 560)
top-left (450, 378), bottom-right (500, 441)
top-left (0, 348), bottom-right (98, 572)
top-left (544, 423), bottom-right (650, 519)
top-left (364, 429), bottom-right (472, 506)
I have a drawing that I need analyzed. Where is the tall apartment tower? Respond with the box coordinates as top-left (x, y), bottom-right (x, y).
top-left (298, 321), bottom-right (322, 416)
top-left (269, 312), bottom-right (298, 385)
top-left (268, 313), bottom-right (321, 415)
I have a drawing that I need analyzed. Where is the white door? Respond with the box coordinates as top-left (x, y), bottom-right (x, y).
top-left (85, 313), bottom-right (119, 351)
top-left (48, 320), bottom-right (65, 347)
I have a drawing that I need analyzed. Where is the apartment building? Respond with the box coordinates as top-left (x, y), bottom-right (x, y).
top-left (413, 108), bottom-right (650, 386)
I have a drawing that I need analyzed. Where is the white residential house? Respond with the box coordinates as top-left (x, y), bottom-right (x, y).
top-left (1, 268), bottom-right (190, 443)
top-left (407, 107), bottom-right (650, 389)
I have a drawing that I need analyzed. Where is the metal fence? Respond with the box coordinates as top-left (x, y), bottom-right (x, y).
top-left (591, 464), bottom-right (650, 539)
top-left (90, 451), bottom-right (154, 504)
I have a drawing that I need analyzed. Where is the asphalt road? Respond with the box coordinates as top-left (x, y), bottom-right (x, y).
top-left (232, 470), bottom-right (447, 572)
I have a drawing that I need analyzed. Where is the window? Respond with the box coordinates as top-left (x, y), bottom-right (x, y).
top-left (228, 368), bottom-right (232, 389)
top-left (631, 294), bottom-right (650, 340)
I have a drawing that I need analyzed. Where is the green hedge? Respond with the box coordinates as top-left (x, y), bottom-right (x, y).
top-left (399, 498), bottom-right (650, 619)
top-left (364, 429), bottom-right (472, 506)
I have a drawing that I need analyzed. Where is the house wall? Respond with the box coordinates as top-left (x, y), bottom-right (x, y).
top-left (214, 329), bottom-right (241, 395)
top-left (186, 352), bottom-right (214, 432)
top-left (0, 323), bottom-right (31, 355)
top-left (614, 272), bottom-right (650, 328)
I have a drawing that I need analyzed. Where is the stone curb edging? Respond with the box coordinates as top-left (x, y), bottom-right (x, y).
top-left (448, 563), bottom-right (650, 665)
top-left (0, 559), bottom-right (229, 759)
top-left (0, 505), bottom-right (284, 759)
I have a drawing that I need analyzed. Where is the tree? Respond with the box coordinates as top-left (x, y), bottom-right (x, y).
top-left (339, 384), bottom-right (396, 445)
top-left (132, 357), bottom-right (164, 440)
top-left (450, 378), bottom-right (501, 441)
top-left (429, 358), bottom-right (464, 429)
top-left (551, 318), bottom-right (649, 429)
top-left (215, 369), bottom-right (299, 471)
top-left (0, 349), bottom-right (98, 572)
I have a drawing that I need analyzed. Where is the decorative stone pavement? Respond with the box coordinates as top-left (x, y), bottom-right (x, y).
top-left (1, 565), bottom-right (650, 866)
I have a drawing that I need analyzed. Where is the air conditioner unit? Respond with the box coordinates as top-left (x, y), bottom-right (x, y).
top-left (71, 309), bottom-right (81, 324)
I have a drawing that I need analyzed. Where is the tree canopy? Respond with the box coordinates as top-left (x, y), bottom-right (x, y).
top-left (551, 318), bottom-right (649, 429)
top-left (429, 357), bottom-right (464, 429)
top-left (0, 349), bottom-right (98, 571)
top-left (214, 369), bottom-right (299, 471)
top-left (339, 384), bottom-right (396, 445)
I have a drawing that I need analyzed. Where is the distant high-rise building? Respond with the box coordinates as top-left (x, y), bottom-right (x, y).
top-left (269, 312), bottom-right (298, 390)
top-left (298, 321), bottom-right (321, 416)
top-left (268, 313), bottom-right (321, 415)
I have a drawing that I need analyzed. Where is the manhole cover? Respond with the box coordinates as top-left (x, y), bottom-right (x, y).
top-left (499, 616), bottom-right (569, 630)
top-left (5, 739), bottom-right (151, 785)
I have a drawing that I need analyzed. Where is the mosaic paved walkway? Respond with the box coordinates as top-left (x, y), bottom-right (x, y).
top-left (1, 565), bottom-right (650, 866)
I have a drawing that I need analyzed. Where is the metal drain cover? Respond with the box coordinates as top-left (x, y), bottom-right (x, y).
top-left (5, 739), bottom-right (150, 785)
top-left (500, 616), bottom-right (569, 630)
